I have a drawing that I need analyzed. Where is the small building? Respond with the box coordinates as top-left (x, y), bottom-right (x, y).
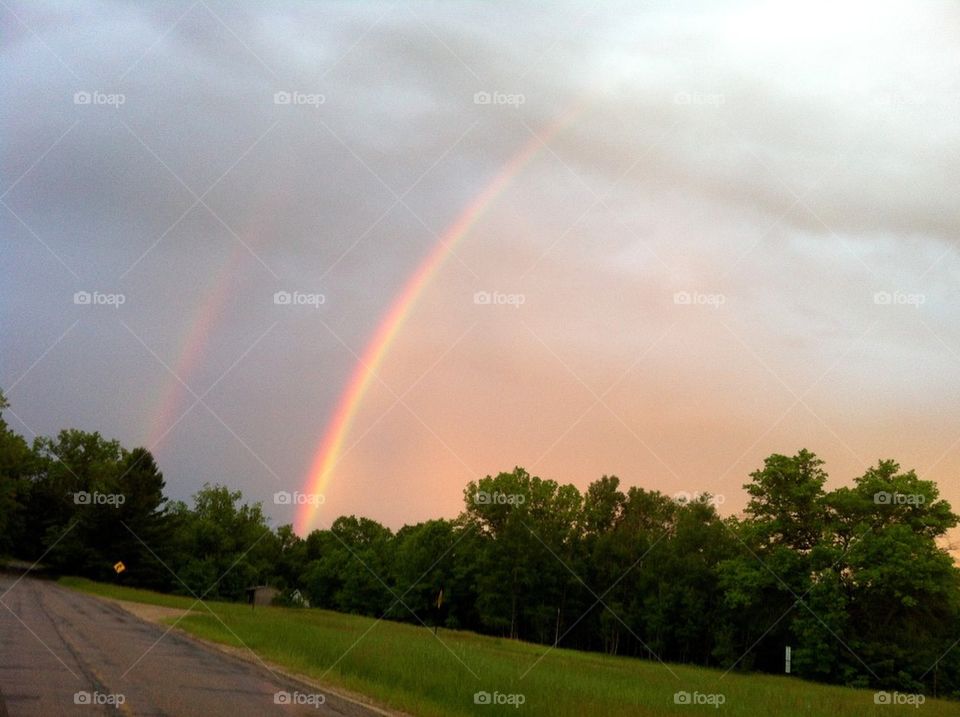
top-left (245, 585), bottom-right (279, 607)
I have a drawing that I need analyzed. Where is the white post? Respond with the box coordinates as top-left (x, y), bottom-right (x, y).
top-left (785, 645), bottom-right (792, 674)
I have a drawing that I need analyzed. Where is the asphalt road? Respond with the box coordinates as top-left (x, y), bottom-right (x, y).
top-left (0, 573), bottom-right (359, 716)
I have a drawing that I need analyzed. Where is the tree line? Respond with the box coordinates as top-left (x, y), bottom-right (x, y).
top-left (1, 390), bottom-right (959, 697)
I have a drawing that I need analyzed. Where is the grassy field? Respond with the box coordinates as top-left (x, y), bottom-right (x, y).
top-left (61, 577), bottom-right (954, 716)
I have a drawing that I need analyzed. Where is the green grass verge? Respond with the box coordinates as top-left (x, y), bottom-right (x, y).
top-left (60, 577), bottom-right (953, 716)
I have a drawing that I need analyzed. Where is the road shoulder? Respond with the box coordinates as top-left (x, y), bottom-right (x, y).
top-left (98, 596), bottom-right (408, 717)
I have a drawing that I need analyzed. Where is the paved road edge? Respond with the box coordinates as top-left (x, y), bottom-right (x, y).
top-left (89, 593), bottom-right (409, 717)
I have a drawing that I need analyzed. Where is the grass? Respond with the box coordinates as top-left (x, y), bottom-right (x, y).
top-left (61, 576), bottom-right (954, 716)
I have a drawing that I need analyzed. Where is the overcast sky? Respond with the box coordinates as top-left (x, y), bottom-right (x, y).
top-left (3, 0), bottom-right (960, 540)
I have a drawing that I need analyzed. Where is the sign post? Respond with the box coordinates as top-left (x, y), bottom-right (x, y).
top-left (785, 645), bottom-right (792, 674)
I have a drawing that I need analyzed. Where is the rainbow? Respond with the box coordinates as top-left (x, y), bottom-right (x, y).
top-left (146, 247), bottom-right (243, 450)
top-left (145, 179), bottom-right (285, 451)
top-left (295, 105), bottom-right (586, 534)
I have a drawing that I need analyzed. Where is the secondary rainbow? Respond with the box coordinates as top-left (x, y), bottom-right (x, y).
top-left (146, 248), bottom-right (242, 450)
top-left (144, 196), bottom-right (276, 452)
top-left (295, 105), bottom-right (586, 534)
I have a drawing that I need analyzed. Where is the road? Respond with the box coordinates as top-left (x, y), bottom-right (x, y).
top-left (0, 573), bottom-right (363, 716)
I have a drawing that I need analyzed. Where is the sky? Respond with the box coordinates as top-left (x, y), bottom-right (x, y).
top-left (3, 0), bottom-right (960, 541)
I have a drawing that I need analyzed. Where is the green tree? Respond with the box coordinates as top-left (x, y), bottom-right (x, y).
top-left (0, 390), bottom-right (33, 555)
top-left (462, 468), bottom-right (583, 642)
top-left (303, 517), bottom-right (393, 615)
top-left (391, 519), bottom-right (464, 627)
top-left (807, 461), bottom-right (960, 690)
top-left (170, 484), bottom-right (274, 600)
top-left (112, 448), bottom-right (174, 590)
top-left (716, 450), bottom-right (828, 673)
top-left (31, 430), bottom-right (127, 577)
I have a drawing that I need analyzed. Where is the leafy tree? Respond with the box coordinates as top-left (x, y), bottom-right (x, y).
top-left (744, 448), bottom-right (827, 551)
top-left (270, 523), bottom-right (307, 591)
top-left (169, 484), bottom-right (274, 600)
top-left (303, 516), bottom-right (393, 614)
top-left (715, 450), bottom-right (829, 673)
top-left (0, 390), bottom-right (32, 555)
top-left (809, 461), bottom-right (960, 690)
top-left (463, 468), bottom-right (582, 641)
top-left (391, 519), bottom-right (462, 626)
top-left (31, 430), bottom-right (127, 576)
top-left (112, 448), bottom-right (174, 590)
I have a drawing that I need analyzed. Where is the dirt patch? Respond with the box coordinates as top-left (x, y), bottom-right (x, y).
top-left (107, 598), bottom-right (192, 623)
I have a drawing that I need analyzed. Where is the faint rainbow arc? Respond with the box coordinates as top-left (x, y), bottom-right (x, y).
top-left (146, 250), bottom-right (243, 450)
top-left (295, 106), bottom-right (585, 534)
top-left (145, 197), bottom-right (276, 452)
